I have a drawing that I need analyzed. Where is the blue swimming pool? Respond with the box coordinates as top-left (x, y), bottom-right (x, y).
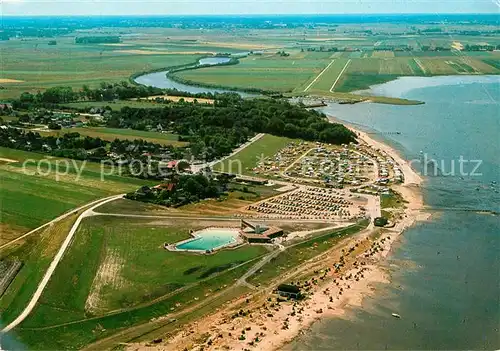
top-left (175, 228), bottom-right (240, 251)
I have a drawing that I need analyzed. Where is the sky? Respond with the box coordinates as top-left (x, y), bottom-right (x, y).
top-left (0, 0), bottom-right (498, 16)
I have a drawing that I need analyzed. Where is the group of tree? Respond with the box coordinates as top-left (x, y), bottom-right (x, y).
top-left (107, 98), bottom-right (357, 157)
top-left (75, 36), bottom-right (120, 44)
top-left (0, 127), bottom-right (108, 160)
top-left (125, 173), bottom-right (232, 207)
top-left (12, 82), bottom-right (229, 110)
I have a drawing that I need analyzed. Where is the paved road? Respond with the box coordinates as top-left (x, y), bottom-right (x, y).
top-left (1, 195), bottom-right (124, 333)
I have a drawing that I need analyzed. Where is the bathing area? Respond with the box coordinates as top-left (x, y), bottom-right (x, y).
top-left (167, 227), bottom-right (244, 253)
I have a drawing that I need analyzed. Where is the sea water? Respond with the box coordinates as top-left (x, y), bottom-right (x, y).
top-left (286, 76), bottom-right (500, 350)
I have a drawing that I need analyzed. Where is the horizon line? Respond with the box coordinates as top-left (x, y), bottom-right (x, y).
top-left (1, 12), bottom-right (498, 17)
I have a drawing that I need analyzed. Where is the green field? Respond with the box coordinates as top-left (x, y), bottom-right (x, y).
top-left (171, 51), bottom-right (499, 97)
top-left (39, 126), bottom-right (186, 146)
top-left (0, 36), bottom-right (202, 98)
top-left (20, 216), bottom-right (268, 320)
top-left (174, 51), bottom-right (331, 92)
top-left (0, 147), bottom-right (153, 241)
top-left (214, 134), bottom-right (293, 176)
top-left (5, 214), bottom-right (269, 350)
top-left (301, 58), bottom-right (350, 93)
top-left (0, 211), bottom-right (83, 329)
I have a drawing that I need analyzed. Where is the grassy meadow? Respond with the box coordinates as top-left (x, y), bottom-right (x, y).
top-left (213, 134), bottom-right (293, 176)
top-left (0, 147), bottom-right (153, 241)
top-left (22, 216), bottom-right (268, 318)
top-left (37, 126), bottom-right (187, 147)
top-left (0, 37), bottom-right (201, 99)
top-left (8, 214), bottom-right (269, 350)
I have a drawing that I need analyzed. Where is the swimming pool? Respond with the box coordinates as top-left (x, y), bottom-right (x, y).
top-left (175, 228), bottom-right (241, 252)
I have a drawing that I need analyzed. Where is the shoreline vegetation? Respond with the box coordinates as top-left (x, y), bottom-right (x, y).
top-left (126, 123), bottom-right (430, 351)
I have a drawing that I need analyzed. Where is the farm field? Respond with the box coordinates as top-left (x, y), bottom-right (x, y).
top-left (37, 126), bottom-right (186, 147)
top-left (213, 134), bottom-right (293, 176)
top-left (302, 58), bottom-right (350, 94)
top-left (0, 147), bottom-right (153, 241)
top-left (0, 36), bottom-right (202, 99)
top-left (173, 52), bottom-right (332, 92)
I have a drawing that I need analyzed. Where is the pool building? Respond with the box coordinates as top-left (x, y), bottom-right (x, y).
top-left (240, 220), bottom-right (284, 243)
top-left (166, 220), bottom-right (284, 253)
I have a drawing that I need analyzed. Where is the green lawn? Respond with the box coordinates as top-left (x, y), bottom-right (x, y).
top-left (11, 215), bottom-right (268, 349)
top-left (21, 216), bottom-right (269, 324)
top-left (0, 147), bottom-right (153, 240)
top-left (213, 134), bottom-right (293, 176)
top-left (39, 126), bottom-right (187, 146)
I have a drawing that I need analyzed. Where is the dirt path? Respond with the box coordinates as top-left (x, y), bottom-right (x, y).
top-left (0, 195), bottom-right (125, 251)
top-left (1, 195), bottom-right (125, 333)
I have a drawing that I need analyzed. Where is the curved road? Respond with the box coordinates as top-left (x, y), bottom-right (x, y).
top-left (1, 194), bottom-right (124, 333)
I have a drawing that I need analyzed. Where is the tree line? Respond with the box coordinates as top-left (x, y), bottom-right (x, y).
top-left (12, 82), bottom-right (236, 109)
top-left (125, 173), bottom-right (232, 207)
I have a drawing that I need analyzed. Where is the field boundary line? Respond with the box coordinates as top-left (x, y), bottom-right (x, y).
top-left (330, 59), bottom-right (351, 92)
top-left (303, 59), bottom-right (336, 92)
top-left (1, 195), bottom-right (124, 333)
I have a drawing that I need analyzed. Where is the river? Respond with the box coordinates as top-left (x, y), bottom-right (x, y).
top-left (134, 56), bottom-right (256, 97)
top-left (285, 75), bottom-right (500, 350)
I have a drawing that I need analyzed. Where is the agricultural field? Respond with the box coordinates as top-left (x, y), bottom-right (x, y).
top-left (0, 36), bottom-right (202, 99)
top-left (173, 51), bottom-right (332, 92)
top-left (37, 127), bottom-right (187, 147)
top-left (214, 134), bottom-right (293, 176)
top-left (0, 147), bottom-right (153, 242)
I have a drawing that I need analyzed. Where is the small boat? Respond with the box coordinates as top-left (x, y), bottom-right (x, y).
top-left (392, 313), bottom-right (401, 319)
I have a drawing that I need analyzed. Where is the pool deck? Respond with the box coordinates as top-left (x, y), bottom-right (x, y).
top-left (165, 227), bottom-right (246, 254)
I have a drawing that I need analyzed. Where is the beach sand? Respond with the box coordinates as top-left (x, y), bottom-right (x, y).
top-left (126, 125), bottom-right (429, 351)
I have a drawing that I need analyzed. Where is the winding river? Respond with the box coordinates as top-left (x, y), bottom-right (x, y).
top-left (134, 57), bottom-right (256, 97)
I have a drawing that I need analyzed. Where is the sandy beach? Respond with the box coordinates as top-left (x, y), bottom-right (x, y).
top-left (127, 125), bottom-right (429, 351)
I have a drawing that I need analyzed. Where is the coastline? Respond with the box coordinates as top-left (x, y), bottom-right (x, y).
top-left (127, 124), bottom-right (429, 351)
